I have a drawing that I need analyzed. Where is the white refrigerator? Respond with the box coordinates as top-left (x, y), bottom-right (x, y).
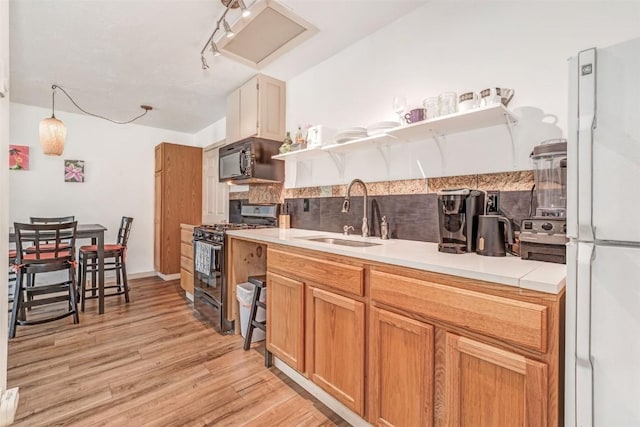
top-left (566, 37), bottom-right (640, 426)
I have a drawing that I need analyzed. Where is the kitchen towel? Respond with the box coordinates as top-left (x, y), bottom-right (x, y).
top-left (194, 241), bottom-right (215, 275)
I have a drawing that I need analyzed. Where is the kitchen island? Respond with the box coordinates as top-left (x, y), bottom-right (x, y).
top-left (226, 228), bottom-right (565, 427)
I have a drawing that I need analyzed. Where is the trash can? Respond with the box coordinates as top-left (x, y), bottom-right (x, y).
top-left (236, 282), bottom-right (266, 342)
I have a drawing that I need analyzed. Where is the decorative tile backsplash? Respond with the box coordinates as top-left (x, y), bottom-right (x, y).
top-left (230, 171), bottom-right (534, 202)
top-left (229, 170), bottom-right (535, 244)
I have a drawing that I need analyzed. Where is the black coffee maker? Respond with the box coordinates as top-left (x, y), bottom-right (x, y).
top-left (437, 189), bottom-right (485, 254)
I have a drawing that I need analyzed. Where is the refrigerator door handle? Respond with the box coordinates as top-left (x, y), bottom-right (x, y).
top-left (576, 242), bottom-right (595, 427)
top-left (577, 48), bottom-right (596, 242)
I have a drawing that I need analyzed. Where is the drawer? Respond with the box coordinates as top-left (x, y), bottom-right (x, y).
top-left (180, 268), bottom-right (194, 294)
top-left (180, 242), bottom-right (193, 260)
top-left (180, 255), bottom-right (193, 273)
top-left (180, 228), bottom-right (194, 244)
top-left (267, 248), bottom-right (363, 297)
top-left (370, 269), bottom-right (548, 352)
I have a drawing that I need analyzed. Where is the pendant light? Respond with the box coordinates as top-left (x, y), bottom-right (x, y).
top-left (40, 86), bottom-right (66, 156)
top-left (39, 85), bottom-right (152, 156)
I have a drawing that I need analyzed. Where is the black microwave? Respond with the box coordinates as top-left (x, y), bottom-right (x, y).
top-left (218, 137), bottom-right (284, 184)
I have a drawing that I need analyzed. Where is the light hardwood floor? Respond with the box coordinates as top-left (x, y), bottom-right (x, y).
top-left (8, 276), bottom-right (348, 426)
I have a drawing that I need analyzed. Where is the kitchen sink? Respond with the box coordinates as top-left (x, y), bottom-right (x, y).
top-left (299, 236), bottom-right (381, 247)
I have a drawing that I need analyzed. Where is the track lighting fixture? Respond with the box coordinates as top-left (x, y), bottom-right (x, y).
top-left (40, 85), bottom-right (152, 156)
top-left (199, 0), bottom-right (256, 68)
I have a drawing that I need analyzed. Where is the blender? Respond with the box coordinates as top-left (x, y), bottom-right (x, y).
top-left (520, 139), bottom-right (568, 264)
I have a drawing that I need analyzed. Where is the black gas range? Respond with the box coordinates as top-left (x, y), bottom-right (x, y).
top-left (192, 204), bottom-right (278, 334)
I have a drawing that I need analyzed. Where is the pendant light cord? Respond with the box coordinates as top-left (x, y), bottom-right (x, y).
top-left (51, 84), bottom-right (152, 125)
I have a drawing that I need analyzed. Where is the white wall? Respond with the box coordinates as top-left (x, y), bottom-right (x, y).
top-left (9, 103), bottom-right (196, 275)
top-left (0, 0), bottom-right (10, 394)
top-left (284, 1), bottom-right (640, 188)
top-left (194, 117), bottom-right (226, 148)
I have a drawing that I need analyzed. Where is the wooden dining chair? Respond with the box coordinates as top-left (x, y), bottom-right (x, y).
top-left (23, 216), bottom-right (76, 302)
top-left (7, 249), bottom-right (17, 313)
top-left (77, 217), bottom-right (133, 312)
top-left (10, 221), bottom-right (79, 338)
top-left (28, 216), bottom-right (75, 249)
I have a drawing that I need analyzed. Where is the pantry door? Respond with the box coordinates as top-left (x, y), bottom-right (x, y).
top-left (202, 141), bottom-right (228, 224)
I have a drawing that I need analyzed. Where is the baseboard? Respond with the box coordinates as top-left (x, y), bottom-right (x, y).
top-left (273, 358), bottom-right (371, 427)
top-left (85, 271), bottom-right (157, 285)
top-left (156, 272), bottom-right (180, 281)
top-left (128, 271), bottom-right (157, 280)
top-left (0, 388), bottom-right (19, 426)
top-left (184, 291), bottom-right (194, 302)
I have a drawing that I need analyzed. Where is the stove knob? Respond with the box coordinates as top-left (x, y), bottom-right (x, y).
top-left (542, 222), bottom-right (553, 231)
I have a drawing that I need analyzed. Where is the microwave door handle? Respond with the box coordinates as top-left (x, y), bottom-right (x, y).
top-left (239, 150), bottom-right (247, 175)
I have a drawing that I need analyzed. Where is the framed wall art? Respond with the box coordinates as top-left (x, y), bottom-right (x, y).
top-left (64, 160), bottom-right (85, 183)
top-left (9, 145), bottom-right (29, 170)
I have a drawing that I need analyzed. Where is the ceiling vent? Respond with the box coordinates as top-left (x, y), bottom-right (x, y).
top-left (217, 0), bottom-right (318, 69)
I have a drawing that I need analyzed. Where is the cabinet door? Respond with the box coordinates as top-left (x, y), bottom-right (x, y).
top-left (257, 74), bottom-right (286, 141)
top-left (371, 307), bottom-right (434, 427)
top-left (266, 272), bottom-right (304, 372)
top-left (239, 76), bottom-right (259, 140)
top-left (226, 89), bottom-right (241, 144)
top-left (153, 171), bottom-right (163, 271)
top-left (180, 268), bottom-right (194, 295)
top-left (307, 287), bottom-right (365, 416)
top-left (442, 333), bottom-right (548, 427)
top-left (202, 145), bottom-right (228, 224)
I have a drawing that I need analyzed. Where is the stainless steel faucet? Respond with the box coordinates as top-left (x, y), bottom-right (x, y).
top-left (342, 179), bottom-right (369, 237)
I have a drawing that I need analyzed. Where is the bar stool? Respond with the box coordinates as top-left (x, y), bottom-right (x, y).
top-left (8, 249), bottom-right (17, 312)
top-left (243, 275), bottom-right (272, 367)
top-left (10, 221), bottom-right (79, 338)
top-left (77, 217), bottom-right (133, 312)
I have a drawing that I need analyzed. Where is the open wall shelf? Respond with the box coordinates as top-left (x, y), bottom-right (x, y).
top-left (272, 104), bottom-right (518, 177)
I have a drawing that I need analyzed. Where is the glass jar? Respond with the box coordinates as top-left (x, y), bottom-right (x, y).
top-left (423, 97), bottom-right (440, 120)
top-left (438, 92), bottom-right (458, 116)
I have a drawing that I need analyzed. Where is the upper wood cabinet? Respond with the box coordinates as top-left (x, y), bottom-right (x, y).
top-left (154, 142), bottom-right (202, 276)
top-left (226, 74), bottom-right (286, 144)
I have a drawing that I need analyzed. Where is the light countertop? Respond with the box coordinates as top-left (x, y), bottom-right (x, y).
top-left (226, 228), bottom-right (566, 294)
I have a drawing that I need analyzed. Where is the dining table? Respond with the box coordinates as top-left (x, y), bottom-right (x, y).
top-left (9, 223), bottom-right (109, 314)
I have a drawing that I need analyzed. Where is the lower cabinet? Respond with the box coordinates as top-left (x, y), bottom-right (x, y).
top-left (307, 287), bottom-right (365, 416)
top-left (261, 246), bottom-right (561, 426)
top-left (179, 225), bottom-right (195, 295)
top-left (266, 272), bottom-right (305, 372)
top-left (370, 307), bottom-right (434, 427)
top-left (442, 333), bottom-right (548, 427)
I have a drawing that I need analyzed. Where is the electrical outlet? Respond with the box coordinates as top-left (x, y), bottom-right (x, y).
top-left (303, 198), bottom-right (310, 212)
top-left (487, 191), bottom-right (500, 214)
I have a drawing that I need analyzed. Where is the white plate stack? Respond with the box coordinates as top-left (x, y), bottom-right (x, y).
top-left (334, 127), bottom-right (368, 144)
top-left (366, 121), bottom-right (400, 136)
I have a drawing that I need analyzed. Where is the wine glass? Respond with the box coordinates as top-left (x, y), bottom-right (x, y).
top-left (392, 95), bottom-right (407, 125)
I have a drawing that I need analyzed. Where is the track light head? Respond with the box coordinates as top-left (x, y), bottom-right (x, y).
top-left (223, 19), bottom-right (234, 38)
top-left (201, 55), bottom-right (210, 70)
top-left (237, 0), bottom-right (251, 17)
top-left (210, 41), bottom-right (221, 57)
